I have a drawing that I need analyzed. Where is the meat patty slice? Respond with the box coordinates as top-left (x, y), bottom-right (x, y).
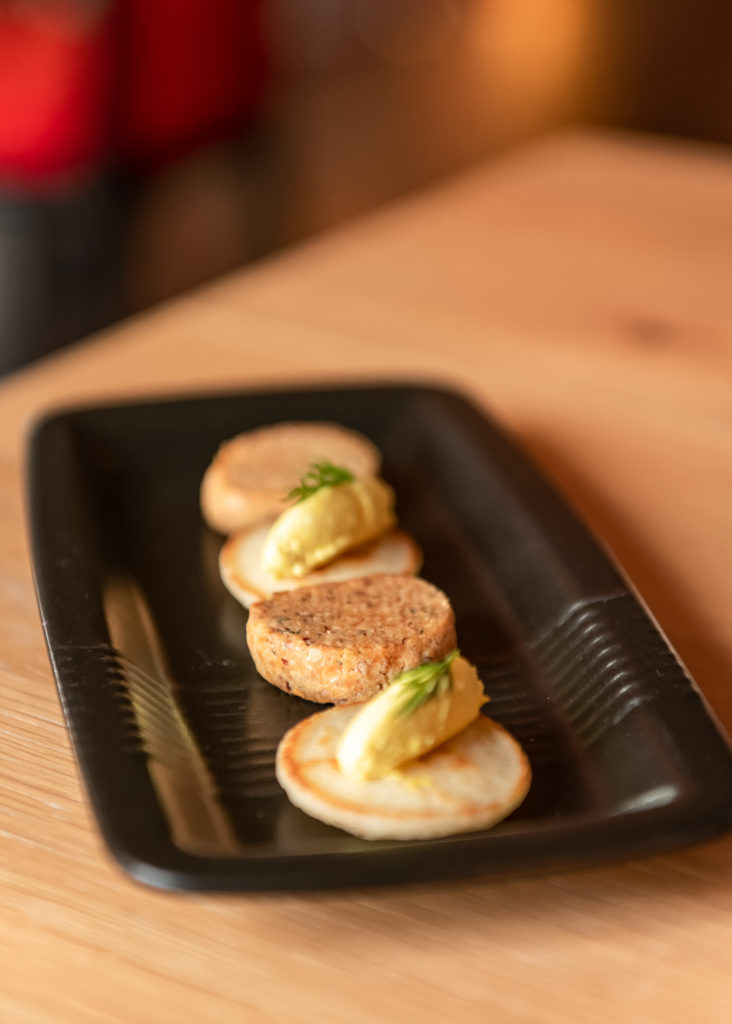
top-left (276, 706), bottom-right (532, 840)
top-left (246, 574), bottom-right (456, 704)
top-left (201, 421), bottom-right (381, 534)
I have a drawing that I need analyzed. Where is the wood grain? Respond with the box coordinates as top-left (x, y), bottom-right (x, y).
top-left (1, 132), bottom-right (731, 1023)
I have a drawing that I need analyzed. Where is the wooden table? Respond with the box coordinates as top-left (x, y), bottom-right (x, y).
top-left (2, 133), bottom-right (731, 1023)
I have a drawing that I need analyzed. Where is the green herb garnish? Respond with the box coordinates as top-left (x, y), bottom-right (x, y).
top-left (286, 461), bottom-right (355, 503)
top-left (394, 649), bottom-right (459, 716)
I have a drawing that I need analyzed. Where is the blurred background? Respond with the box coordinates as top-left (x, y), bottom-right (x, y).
top-left (1, 0), bottom-right (731, 375)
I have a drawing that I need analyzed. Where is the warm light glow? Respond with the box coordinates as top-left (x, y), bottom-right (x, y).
top-left (468, 0), bottom-right (594, 124)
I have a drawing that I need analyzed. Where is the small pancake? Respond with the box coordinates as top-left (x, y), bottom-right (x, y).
top-left (246, 574), bottom-right (456, 704)
top-left (276, 706), bottom-right (531, 840)
top-left (220, 523), bottom-right (422, 608)
top-left (201, 421), bottom-right (381, 534)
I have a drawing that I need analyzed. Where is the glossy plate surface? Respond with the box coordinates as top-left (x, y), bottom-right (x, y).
top-left (27, 384), bottom-right (732, 890)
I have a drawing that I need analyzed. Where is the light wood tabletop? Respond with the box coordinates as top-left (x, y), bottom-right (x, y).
top-left (2, 132), bottom-right (732, 1024)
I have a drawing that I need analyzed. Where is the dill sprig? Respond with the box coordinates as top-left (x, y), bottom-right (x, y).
top-left (286, 461), bottom-right (355, 503)
top-left (394, 650), bottom-right (459, 717)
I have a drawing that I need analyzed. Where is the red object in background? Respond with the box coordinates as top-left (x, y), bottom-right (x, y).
top-left (120, 0), bottom-right (268, 168)
top-left (0, 4), bottom-right (115, 181)
top-left (0, 0), bottom-right (268, 184)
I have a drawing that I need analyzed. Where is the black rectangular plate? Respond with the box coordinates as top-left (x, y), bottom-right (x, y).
top-left (27, 384), bottom-right (732, 890)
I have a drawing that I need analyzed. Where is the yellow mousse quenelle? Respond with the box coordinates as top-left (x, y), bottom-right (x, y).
top-left (336, 651), bottom-right (487, 780)
top-left (262, 462), bottom-right (395, 579)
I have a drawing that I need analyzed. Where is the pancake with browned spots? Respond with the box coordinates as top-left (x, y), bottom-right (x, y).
top-left (201, 421), bottom-right (381, 534)
top-left (220, 524), bottom-right (421, 608)
top-left (276, 705), bottom-right (531, 840)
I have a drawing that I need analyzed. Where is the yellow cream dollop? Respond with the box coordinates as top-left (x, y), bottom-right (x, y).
top-left (262, 476), bottom-right (395, 579)
top-left (336, 656), bottom-right (486, 780)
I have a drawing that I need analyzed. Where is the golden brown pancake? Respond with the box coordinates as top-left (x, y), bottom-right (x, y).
top-left (201, 421), bottom-right (381, 534)
top-left (276, 706), bottom-right (531, 840)
top-left (220, 524), bottom-right (421, 608)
